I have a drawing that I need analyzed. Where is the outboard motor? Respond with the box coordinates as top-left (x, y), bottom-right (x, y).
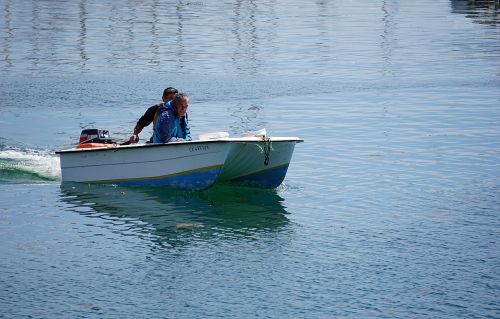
top-left (79, 129), bottom-right (115, 144)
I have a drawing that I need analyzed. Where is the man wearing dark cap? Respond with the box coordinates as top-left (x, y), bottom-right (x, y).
top-left (129, 87), bottom-right (178, 144)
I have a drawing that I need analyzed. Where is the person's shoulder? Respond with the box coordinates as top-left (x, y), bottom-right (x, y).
top-left (157, 102), bottom-right (168, 111)
top-left (148, 102), bottom-right (163, 112)
top-left (158, 104), bottom-right (174, 118)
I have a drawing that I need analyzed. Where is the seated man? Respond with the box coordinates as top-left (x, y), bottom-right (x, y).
top-left (153, 93), bottom-right (192, 143)
top-left (129, 87), bottom-right (178, 144)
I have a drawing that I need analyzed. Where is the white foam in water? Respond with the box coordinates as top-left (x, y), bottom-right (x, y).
top-left (0, 148), bottom-right (61, 180)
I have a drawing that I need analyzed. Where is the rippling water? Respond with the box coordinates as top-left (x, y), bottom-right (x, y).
top-left (1, 0), bottom-right (500, 318)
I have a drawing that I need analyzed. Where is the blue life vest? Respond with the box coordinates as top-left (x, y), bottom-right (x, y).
top-left (153, 101), bottom-right (191, 143)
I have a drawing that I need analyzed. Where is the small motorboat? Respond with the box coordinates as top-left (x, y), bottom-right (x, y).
top-left (56, 129), bottom-right (302, 191)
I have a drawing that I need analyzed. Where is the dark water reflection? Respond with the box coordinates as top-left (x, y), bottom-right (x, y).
top-left (3, 0), bottom-right (497, 77)
top-left (450, 0), bottom-right (500, 26)
top-left (95, 0), bottom-right (257, 73)
top-left (59, 183), bottom-right (289, 248)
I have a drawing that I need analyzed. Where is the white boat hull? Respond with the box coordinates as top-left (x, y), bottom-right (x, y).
top-left (57, 141), bottom-right (229, 191)
top-left (57, 136), bottom-right (302, 191)
top-left (218, 137), bottom-right (301, 188)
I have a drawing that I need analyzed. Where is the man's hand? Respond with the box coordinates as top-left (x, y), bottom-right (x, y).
top-left (129, 124), bottom-right (143, 144)
top-left (129, 134), bottom-right (139, 144)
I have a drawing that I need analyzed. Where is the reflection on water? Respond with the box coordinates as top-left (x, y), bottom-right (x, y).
top-left (1, 0), bottom-right (499, 78)
top-left (380, 0), bottom-right (399, 76)
top-left (77, 0), bottom-right (88, 71)
top-left (450, 0), bottom-right (500, 27)
top-left (231, 0), bottom-right (259, 74)
top-left (0, 0), bottom-right (268, 74)
top-left (2, 0), bottom-right (13, 69)
top-left (59, 183), bottom-right (289, 248)
top-left (228, 102), bottom-right (267, 135)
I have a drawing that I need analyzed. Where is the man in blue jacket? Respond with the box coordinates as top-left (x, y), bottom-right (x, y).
top-left (153, 93), bottom-right (192, 143)
top-left (129, 87), bottom-right (178, 144)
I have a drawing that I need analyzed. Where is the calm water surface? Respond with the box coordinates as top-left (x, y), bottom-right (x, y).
top-left (1, 0), bottom-right (500, 318)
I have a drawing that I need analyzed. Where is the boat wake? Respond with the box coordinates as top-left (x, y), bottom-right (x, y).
top-left (0, 148), bottom-right (61, 183)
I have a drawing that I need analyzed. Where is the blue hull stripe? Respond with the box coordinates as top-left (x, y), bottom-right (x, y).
top-left (229, 164), bottom-right (290, 188)
top-left (89, 165), bottom-right (223, 191)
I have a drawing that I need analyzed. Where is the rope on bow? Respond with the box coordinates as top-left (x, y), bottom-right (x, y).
top-left (263, 136), bottom-right (271, 166)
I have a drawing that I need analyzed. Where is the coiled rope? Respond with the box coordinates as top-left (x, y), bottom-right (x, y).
top-left (263, 136), bottom-right (271, 166)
